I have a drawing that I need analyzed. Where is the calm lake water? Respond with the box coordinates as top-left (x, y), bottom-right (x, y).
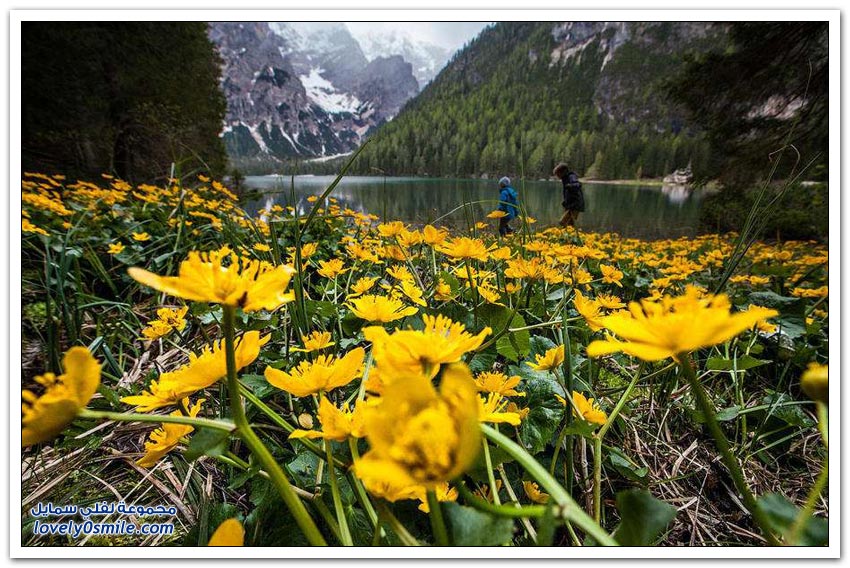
top-left (242, 176), bottom-right (708, 239)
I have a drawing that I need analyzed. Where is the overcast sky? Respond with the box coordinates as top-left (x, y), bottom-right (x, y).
top-left (345, 22), bottom-right (491, 51)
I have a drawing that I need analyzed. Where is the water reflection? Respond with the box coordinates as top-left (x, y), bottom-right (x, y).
top-left (242, 176), bottom-right (707, 240)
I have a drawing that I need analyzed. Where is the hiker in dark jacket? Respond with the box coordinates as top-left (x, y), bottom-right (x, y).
top-left (497, 176), bottom-right (519, 237)
top-left (553, 162), bottom-right (585, 227)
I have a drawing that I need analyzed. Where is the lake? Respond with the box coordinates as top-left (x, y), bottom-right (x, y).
top-left (242, 176), bottom-right (709, 239)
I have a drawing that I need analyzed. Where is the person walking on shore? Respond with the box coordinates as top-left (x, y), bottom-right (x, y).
top-left (554, 162), bottom-right (584, 227)
top-left (497, 176), bottom-right (519, 237)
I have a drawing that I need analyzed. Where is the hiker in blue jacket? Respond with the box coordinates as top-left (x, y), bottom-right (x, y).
top-left (497, 176), bottom-right (519, 237)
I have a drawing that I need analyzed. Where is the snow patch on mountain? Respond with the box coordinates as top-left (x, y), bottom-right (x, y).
top-left (299, 68), bottom-right (362, 114)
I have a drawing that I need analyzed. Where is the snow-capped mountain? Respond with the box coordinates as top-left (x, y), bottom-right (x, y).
top-left (209, 22), bottom-right (419, 167)
top-left (354, 29), bottom-right (450, 87)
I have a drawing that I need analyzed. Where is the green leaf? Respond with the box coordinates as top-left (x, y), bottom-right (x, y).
top-left (748, 291), bottom-right (804, 313)
top-left (496, 314), bottom-right (529, 362)
top-left (560, 418), bottom-right (600, 439)
top-left (529, 334), bottom-right (557, 358)
top-left (757, 493), bottom-right (828, 546)
top-left (706, 355), bottom-right (770, 371)
top-left (536, 502), bottom-right (557, 546)
top-left (517, 375), bottom-right (565, 454)
top-left (612, 489), bottom-right (676, 545)
top-left (184, 428), bottom-right (230, 462)
top-left (607, 449), bottom-right (648, 483)
top-left (443, 502), bottom-right (514, 546)
top-left (469, 351), bottom-right (497, 374)
top-left (241, 373), bottom-right (275, 399)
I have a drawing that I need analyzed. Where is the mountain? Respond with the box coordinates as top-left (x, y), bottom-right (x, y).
top-left (347, 22), bottom-right (727, 180)
top-left (356, 30), bottom-right (451, 87)
top-left (209, 22), bottom-right (419, 170)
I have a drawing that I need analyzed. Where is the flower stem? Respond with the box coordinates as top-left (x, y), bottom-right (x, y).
top-left (222, 305), bottom-right (327, 546)
top-left (325, 440), bottom-right (353, 545)
top-left (426, 489), bottom-right (450, 546)
top-left (592, 362), bottom-right (644, 522)
top-left (561, 294), bottom-right (575, 494)
top-left (78, 409), bottom-right (234, 432)
top-left (376, 501), bottom-right (420, 546)
top-left (678, 356), bottom-right (780, 546)
top-left (481, 425), bottom-right (617, 546)
top-left (482, 437), bottom-right (501, 505)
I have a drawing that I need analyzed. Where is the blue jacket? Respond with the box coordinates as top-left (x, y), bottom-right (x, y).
top-left (498, 186), bottom-right (519, 220)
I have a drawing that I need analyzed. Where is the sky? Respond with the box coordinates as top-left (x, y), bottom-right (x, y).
top-left (344, 22), bottom-right (491, 51)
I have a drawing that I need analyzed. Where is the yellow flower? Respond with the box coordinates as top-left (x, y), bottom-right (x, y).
top-left (128, 247), bottom-right (296, 312)
top-left (526, 345), bottom-right (565, 372)
top-left (486, 210), bottom-right (507, 219)
top-left (208, 518), bottom-right (244, 546)
top-left (253, 243), bottom-right (271, 252)
top-left (522, 481), bottom-right (549, 504)
top-left (346, 294), bottom-right (418, 323)
top-left (596, 293), bottom-right (626, 310)
top-left (264, 348), bottom-right (365, 397)
top-left (22, 218), bottom-right (48, 235)
top-left (586, 287), bottom-right (779, 362)
top-left (791, 286), bottom-right (828, 298)
top-left (292, 330), bottom-right (335, 353)
top-left (417, 482), bottom-right (459, 512)
top-left (122, 332), bottom-right (268, 411)
top-left (434, 278), bottom-right (454, 301)
top-left (396, 229), bottom-right (423, 248)
top-left (386, 264), bottom-right (414, 282)
top-left (353, 363), bottom-right (481, 489)
top-left (565, 391), bottom-right (607, 425)
top-left (317, 258), bottom-right (347, 279)
top-left (141, 319), bottom-right (173, 340)
top-left (363, 314), bottom-right (491, 379)
top-left (474, 371), bottom-right (524, 397)
top-left (288, 396), bottom-right (366, 441)
top-left (360, 477), bottom-right (421, 503)
top-left (422, 224), bottom-right (448, 246)
top-left (107, 242), bottom-right (125, 255)
top-left (599, 264), bottom-right (624, 286)
top-left (478, 393), bottom-right (522, 425)
top-left (573, 289), bottom-right (604, 331)
top-left (346, 242), bottom-right (382, 264)
top-left (398, 280), bottom-right (427, 307)
top-left (437, 236), bottom-right (493, 261)
top-left (349, 276), bottom-right (379, 297)
top-left (22, 347), bottom-right (101, 446)
top-left (157, 306), bottom-right (188, 330)
top-left (491, 246), bottom-right (513, 261)
top-left (378, 221), bottom-right (407, 238)
top-left (801, 362), bottom-right (828, 403)
top-left (132, 232), bottom-right (151, 242)
top-left (137, 398), bottom-right (204, 467)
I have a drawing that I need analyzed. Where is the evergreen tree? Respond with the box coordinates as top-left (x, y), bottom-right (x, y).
top-left (22, 22), bottom-right (227, 182)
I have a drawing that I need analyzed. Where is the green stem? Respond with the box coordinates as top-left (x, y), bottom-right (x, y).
top-left (375, 501), bottom-right (420, 546)
top-left (325, 439), bottom-right (353, 545)
top-left (481, 425), bottom-right (617, 546)
top-left (593, 436), bottom-right (602, 523)
top-left (679, 356), bottom-right (781, 546)
top-left (426, 490), bottom-right (450, 546)
top-left (222, 306), bottom-right (327, 546)
top-left (78, 409), bottom-right (234, 432)
top-left (482, 438), bottom-right (501, 505)
top-left (457, 482), bottom-right (546, 518)
top-left (561, 294), bottom-right (575, 494)
top-left (239, 383), bottom-right (344, 468)
top-left (348, 438), bottom-right (379, 530)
